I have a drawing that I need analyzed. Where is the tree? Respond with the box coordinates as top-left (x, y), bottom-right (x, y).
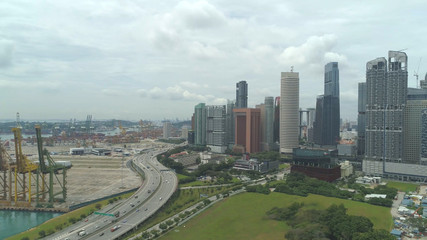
top-left (141, 231), bottom-right (150, 239)
top-left (159, 223), bottom-right (168, 230)
top-left (38, 230), bottom-right (46, 238)
top-left (166, 220), bottom-right (174, 226)
top-left (174, 217), bottom-right (181, 224)
top-left (203, 199), bottom-right (211, 206)
top-left (353, 229), bottom-right (395, 240)
top-left (95, 203), bottom-right (102, 210)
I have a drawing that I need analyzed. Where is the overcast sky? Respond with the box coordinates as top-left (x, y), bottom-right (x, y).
top-left (1, 0), bottom-right (426, 122)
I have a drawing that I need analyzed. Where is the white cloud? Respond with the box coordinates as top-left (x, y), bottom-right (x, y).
top-left (278, 34), bottom-right (347, 69)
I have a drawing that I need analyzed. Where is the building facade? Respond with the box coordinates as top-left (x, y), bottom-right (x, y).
top-left (313, 62), bottom-right (340, 146)
top-left (280, 72), bottom-right (299, 154)
top-left (265, 96), bottom-right (275, 150)
top-left (233, 108), bottom-right (261, 153)
top-left (357, 82), bottom-right (367, 155)
top-left (226, 100), bottom-right (235, 147)
top-left (162, 121), bottom-right (172, 138)
top-left (206, 105), bottom-right (227, 153)
top-left (403, 100), bottom-right (427, 164)
top-left (194, 103), bottom-right (207, 145)
top-left (364, 51), bottom-right (408, 175)
top-left (236, 81), bottom-right (248, 108)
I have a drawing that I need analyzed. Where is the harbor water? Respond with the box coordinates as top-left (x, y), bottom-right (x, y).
top-left (0, 210), bottom-right (61, 239)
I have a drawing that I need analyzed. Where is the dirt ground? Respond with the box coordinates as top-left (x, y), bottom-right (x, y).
top-left (3, 141), bottom-right (165, 207)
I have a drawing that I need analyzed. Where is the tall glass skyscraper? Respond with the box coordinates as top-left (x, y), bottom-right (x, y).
top-left (236, 81), bottom-right (248, 108)
top-left (313, 62), bottom-right (340, 146)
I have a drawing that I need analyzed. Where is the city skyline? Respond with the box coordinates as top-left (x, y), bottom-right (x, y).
top-left (1, 1), bottom-right (426, 121)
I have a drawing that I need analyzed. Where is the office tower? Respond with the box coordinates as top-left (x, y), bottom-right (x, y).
top-left (256, 103), bottom-right (266, 150)
top-left (233, 108), bottom-right (261, 153)
top-left (306, 108), bottom-right (315, 143)
top-left (265, 97), bottom-right (275, 150)
top-left (357, 82), bottom-right (367, 155)
top-left (226, 100), bottom-right (235, 147)
top-left (280, 72), bottom-right (299, 154)
top-left (194, 103), bottom-right (206, 145)
top-left (181, 127), bottom-right (189, 139)
top-left (313, 62), bottom-right (340, 146)
top-left (403, 100), bottom-right (427, 164)
top-left (422, 110), bottom-right (427, 161)
top-left (163, 121), bottom-right (172, 138)
top-left (420, 73), bottom-right (427, 89)
top-left (364, 51), bottom-right (407, 175)
top-left (408, 87), bottom-right (427, 100)
top-left (324, 62), bottom-right (340, 97)
top-left (206, 105), bottom-right (227, 153)
top-left (273, 97), bottom-right (280, 143)
top-left (236, 81), bottom-right (248, 108)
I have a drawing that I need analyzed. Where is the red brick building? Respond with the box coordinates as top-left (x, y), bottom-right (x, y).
top-left (233, 108), bottom-right (261, 153)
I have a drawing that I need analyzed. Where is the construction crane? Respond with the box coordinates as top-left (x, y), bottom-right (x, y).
top-left (35, 125), bottom-right (67, 206)
top-left (414, 58), bottom-right (422, 88)
top-left (11, 127), bottom-right (38, 205)
top-left (0, 141), bottom-right (12, 202)
top-left (119, 120), bottom-right (126, 135)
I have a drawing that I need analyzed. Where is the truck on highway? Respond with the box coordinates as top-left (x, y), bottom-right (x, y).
top-left (111, 225), bottom-right (121, 232)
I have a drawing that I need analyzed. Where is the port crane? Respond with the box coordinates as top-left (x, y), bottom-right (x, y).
top-left (35, 125), bottom-right (67, 207)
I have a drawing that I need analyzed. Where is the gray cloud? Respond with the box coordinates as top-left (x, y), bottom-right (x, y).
top-left (0, 39), bottom-right (14, 67)
top-left (0, 0), bottom-right (426, 121)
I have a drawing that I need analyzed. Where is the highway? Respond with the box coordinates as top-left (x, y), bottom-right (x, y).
top-left (50, 148), bottom-right (178, 240)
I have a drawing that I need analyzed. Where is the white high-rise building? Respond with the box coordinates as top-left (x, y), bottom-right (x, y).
top-left (163, 121), bottom-right (172, 138)
top-left (280, 72), bottom-right (299, 154)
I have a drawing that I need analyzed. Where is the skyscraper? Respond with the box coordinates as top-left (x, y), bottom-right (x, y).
top-left (194, 103), bottom-right (206, 145)
top-left (357, 82), bottom-right (367, 155)
top-left (324, 62), bottom-right (339, 98)
top-left (225, 100), bottom-right (235, 146)
top-left (236, 81), bottom-right (248, 108)
top-left (364, 51), bottom-right (407, 175)
top-left (265, 96), bottom-right (275, 150)
top-left (280, 72), bottom-right (299, 154)
top-left (206, 105), bottom-right (227, 153)
top-left (162, 121), bottom-right (172, 138)
top-left (313, 62), bottom-right (340, 146)
top-left (233, 108), bottom-right (261, 153)
top-left (403, 100), bottom-right (427, 164)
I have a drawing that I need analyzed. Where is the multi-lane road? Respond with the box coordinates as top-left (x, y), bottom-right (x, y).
top-left (50, 148), bottom-right (178, 240)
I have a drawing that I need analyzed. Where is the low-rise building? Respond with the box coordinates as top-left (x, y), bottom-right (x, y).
top-left (340, 161), bottom-right (353, 178)
top-left (92, 148), bottom-right (111, 156)
top-left (364, 194), bottom-right (387, 200)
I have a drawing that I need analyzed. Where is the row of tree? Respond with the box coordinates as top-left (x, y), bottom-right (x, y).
top-left (266, 203), bottom-right (395, 240)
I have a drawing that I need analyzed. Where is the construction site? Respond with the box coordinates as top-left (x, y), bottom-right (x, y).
top-left (0, 114), bottom-right (174, 212)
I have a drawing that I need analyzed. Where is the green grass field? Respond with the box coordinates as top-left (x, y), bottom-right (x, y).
top-left (279, 163), bottom-right (290, 170)
top-left (7, 192), bottom-right (135, 240)
top-left (126, 186), bottom-right (234, 239)
top-left (386, 181), bottom-right (418, 192)
top-left (160, 192), bottom-right (393, 240)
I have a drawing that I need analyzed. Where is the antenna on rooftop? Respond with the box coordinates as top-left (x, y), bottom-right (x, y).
top-left (414, 58), bottom-right (422, 88)
top-left (290, 66), bottom-right (294, 72)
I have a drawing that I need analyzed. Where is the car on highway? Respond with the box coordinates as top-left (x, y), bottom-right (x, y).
top-left (99, 232), bottom-right (104, 236)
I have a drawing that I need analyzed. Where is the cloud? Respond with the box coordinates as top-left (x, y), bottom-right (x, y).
top-left (138, 85), bottom-right (226, 104)
top-left (0, 39), bottom-right (14, 68)
top-left (174, 0), bottom-right (227, 29)
top-left (278, 34), bottom-right (347, 69)
top-left (101, 89), bottom-right (124, 96)
top-left (148, 87), bottom-right (163, 99)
